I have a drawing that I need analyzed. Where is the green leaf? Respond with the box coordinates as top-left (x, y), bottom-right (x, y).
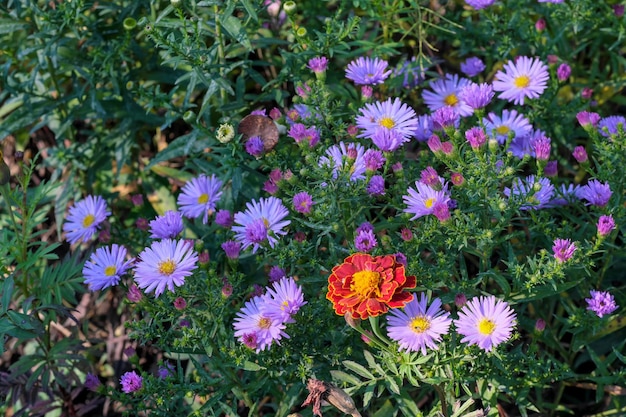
top-left (1, 276), bottom-right (13, 314)
top-left (330, 370), bottom-right (362, 386)
top-left (343, 360), bottom-right (375, 380)
top-left (242, 360), bottom-right (264, 371)
top-left (220, 16), bottom-right (252, 51)
top-left (385, 376), bottom-right (400, 395)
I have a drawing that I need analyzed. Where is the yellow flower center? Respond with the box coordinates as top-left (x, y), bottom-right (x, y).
top-left (514, 75), bottom-right (530, 88)
top-left (495, 125), bottom-right (510, 135)
top-left (197, 193), bottom-right (209, 204)
top-left (477, 318), bottom-right (496, 335)
top-left (281, 300), bottom-right (289, 310)
top-left (444, 94), bottom-right (458, 106)
top-left (424, 197), bottom-right (435, 209)
top-left (158, 259), bottom-right (176, 276)
top-left (410, 315), bottom-right (431, 334)
top-left (379, 117), bottom-right (395, 129)
top-left (351, 270), bottom-right (381, 298)
top-left (82, 214), bottom-right (95, 227)
top-left (262, 217), bottom-right (270, 228)
top-left (104, 265), bottom-right (117, 276)
top-left (258, 317), bottom-right (271, 329)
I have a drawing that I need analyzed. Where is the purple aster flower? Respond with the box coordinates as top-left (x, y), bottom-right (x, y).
top-left (232, 197), bottom-right (291, 253)
top-left (465, 0), bottom-right (497, 10)
top-left (508, 132), bottom-right (534, 159)
top-left (614, 4), bottom-right (625, 16)
top-left (538, 0), bottom-right (565, 3)
top-left (503, 175), bottom-right (555, 210)
top-left (356, 98), bottom-right (418, 142)
top-left (586, 290), bottom-right (618, 318)
top-left (455, 295), bottom-right (517, 352)
top-left (356, 221), bottom-right (374, 234)
top-left (576, 111), bottom-right (601, 129)
top-left (427, 134), bottom-right (443, 153)
top-left (422, 74), bottom-right (473, 117)
top-left (483, 110), bottom-right (532, 144)
top-left (307, 56), bottom-right (328, 73)
top-left (403, 181), bottom-right (451, 220)
top-left (552, 238), bottom-right (576, 263)
top-left (83, 244), bottom-right (133, 291)
top-left (465, 127), bottom-right (487, 149)
top-left (149, 210), bottom-right (184, 239)
top-left (367, 175), bottom-right (386, 196)
top-left (233, 296), bottom-right (289, 352)
top-left (493, 56), bottom-right (550, 105)
top-left (576, 180), bottom-right (612, 207)
top-left (460, 57), bottom-right (486, 77)
top-left (345, 57), bottom-right (392, 85)
top-left (370, 128), bottom-right (405, 151)
top-left (215, 209), bottom-right (234, 228)
top-left (261, 277), bottom-right (307, 323)
top-left (319, 142), bottom-right (367, 181)
top-left (546, 183), bottom-right (580, 207)
top-left (393, 56), bottom-right (426, 88)
top-left (572, 146), bottom-right (588, 163)
top-left (134, 239), bottom-right (198, 297)
top-left (221, 240), bottom-right (241, 259)
top-left (598, 116), bottom-right (626, 138)
top-left (157, 362), bottom-right (175, 379)
top-left (394, 252), bottom-right (407, 266)
top-left (433, 201), bottom-right (451, 222)
top-left (386, 293), bottom-right (452, 355)
top-left (557, 63), bottom-right (571, 81)
top-left (177, 174), bottom-right (223, 224)
top-left (250, 109), bottom-right (267, 116)
top-left (269, 266), bottom-right (287, 283)
top-left (597, 214), bottom-right (616, 237)
top-left (85, 373), bottom-right (102, 391)
top-left (412, 115), bottom-right (434, 143)
top-left (120, 371), bottom-right (143, 393)
top-left (63, 195), bottom-right (110, 244)
top-left (288, 123), bottom-right (320, 147)
top-left (459, 82), bottom-right (494, 110)
top-left (127, 284), bottom-right (142, 303)
top-left (544, 160), bottom-right (558, 177)
top-left (245, 136), bottom-right (265, 157)
top-left (293, 191), bottom-right (314, 214)
top-left (354, 229), bottom-right (377, 252)
top-left (432, 106), bottom-right (460, 131)
top-left (420, 166), bottom-right (441, 188)
top-left (531, 134), bottom-right (551, 161)
top-left (363, 149), bottom-right (385, 172)
top-left (263, 180), bottom-right (278, 195)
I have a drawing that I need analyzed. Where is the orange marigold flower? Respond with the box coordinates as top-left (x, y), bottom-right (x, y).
top-left (326, 253), bottom-right (416, 319)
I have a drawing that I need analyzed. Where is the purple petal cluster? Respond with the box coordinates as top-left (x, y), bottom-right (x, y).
top-left (345, 57), bottom-right (392, 85)
top-left (319, 142), bottom-right (367, 181)
top-left (232, 197), bottom-right (291, 252)
top-left (503, 175), bottom-right (554, 210)
top-left (64, 195), bottom-right (110, 244)
top-left (177, 174), bottom-right (223, 224)
top-left (149, 211), bottom-right (184, 239)
top-left (586, 290), bottom-right (618, 318)
top-left (403, 181), bottom-right (452, 220)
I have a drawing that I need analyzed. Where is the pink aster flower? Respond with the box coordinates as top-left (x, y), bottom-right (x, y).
top-left (177, 174), bottom-right (223, 224)
top-left (120, 371), bottom-right (143, 393)
top-left (585, 290), bottom-right (618, 318)
top-left (493, 56), bottom-right (550, 105)
top-left (293, 191), bottom-right (314, 214)
top-left (552, 238), bottom-right (576, 263)
top-left (386, 293), bottom-right (452, 355)
top-left (455, 295), bottom-right (517, 352)
top-left (597, 215), bottom-right (616, 237)
top-left (307, 56), bottom-right (328, 73)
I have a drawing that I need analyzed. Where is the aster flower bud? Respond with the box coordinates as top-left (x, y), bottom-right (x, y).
top-left (427, 134), bottom-right (442, 153)
top-left (535, 18), bottom-right (546, 31)
top-left (535, 318), bottom-right (546, 333)
top-left (361, 85), bottom-right (373, 99)
top-left (581, 87), bottom-right (593, 100)
top-left (557, 63), bottom-right (571, 82)
top-left (597, 214), bottom-right (616, 237)
top-left (455, 293), bottom-right (467, 308)
top-left (572, 146), bottom-right (588, 163)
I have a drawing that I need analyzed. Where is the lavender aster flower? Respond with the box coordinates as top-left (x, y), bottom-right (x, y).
top-left (553, 238), bottom-right (576, 263)
top-left (269, 266), bottom-right (287, 283)
top-left (556, 63), bottom-right (571, 81)
top-left (245, 136), bottom-right (265, 157)
top-left (120, 371), bottom-right (143, 393)
top-left (370, 128), bottom-right (405, 151)
top-left (386, 293), bottom-right (452, 355)
top-left (576, 111), bottom-right (601, 129)
top-left (262, 277), bottom-right (307, 323)
top-left (215, 209), bottom-right (234, 228)
top-left (503, 175), bottom-right (554, 210)
top-left (483, 110), bottom-right (532, 144)
top-left (177, 174), bottom-right (223, 224)
top-left (319, 142), bottom-right (367, 181)
top-left (586, 290), bottom-right (618, 318)
top-left (307, 56), bottom-right (328, 73)
top-left (465, 0), bottom-right (497, 10)
top-left (345, 57), bottom-right (392, 85)
top-left (403, 181), bottom-right (451, 220)
top-left (356, 98), bottom-right (418, 142)
top-left (356, 221), bottom-right (374, 234)
top-left (598, 116), bottom-right (626, 138)
top-left (493, 56), bottom-right (550, 105)
top-left (432, 106), bottom-right (460, 131)
top-left (83, 244), bottom-right (133, 291)
top-left (63, 195), bottom-right (110, 244)
top-left (232, 197), bottom-right (291, 252)
top-left (414, 114), bottom-right (434, 142)
top-left (134, 239), bottom-right (198, 297)
top-left (221, 240), bottom-right (241, 259)
top-left (455, 295), bottom-right (516, 352)
top-left (233, 296), bottom-right (289, 352)
top-left (465, 127), bottom-right (487, 149)
top-left (85, 373), bottom-right (101, 391)
top-left (422, 74), bottom-right (473, 117)
top-left (293, 191), bottom-right (314, 214)
top-left (459, 82), bottom-right (494, 110)
top-left (460, 57), bottom-right (486, 77)
top-left (547, 183), bottom-right (580, 207)
top-left (367, 175), bottom-right (386, 196)
top-left (363, 149), bottom-right (385, 171)
top-left (597, 215), bottom-right (616, 237)
top-left (354, 228), bottom-right (377, 252)
top-left (576, 180), bottom-right (612, 207)
top-left (531, 134), bottom-right (551, 160)
top-left (149, 211), bottom-right (184, 239)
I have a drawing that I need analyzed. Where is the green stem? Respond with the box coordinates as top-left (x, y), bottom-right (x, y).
top-left (433, 383), bottom-right (449, 417)
top-left (213, 4), bottom-right (227, 103)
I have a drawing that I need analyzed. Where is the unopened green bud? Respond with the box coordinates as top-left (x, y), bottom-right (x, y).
top-left (216, 123), bottom-right (235, 143)
top-left (183, 110), bottom-right (195, 123)
top-left (283, 1), bottom-right (296, 14)
top-left (296, 27), bottom-right (307, 37)
top-left (123, 17), bottom-right (137, 31)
